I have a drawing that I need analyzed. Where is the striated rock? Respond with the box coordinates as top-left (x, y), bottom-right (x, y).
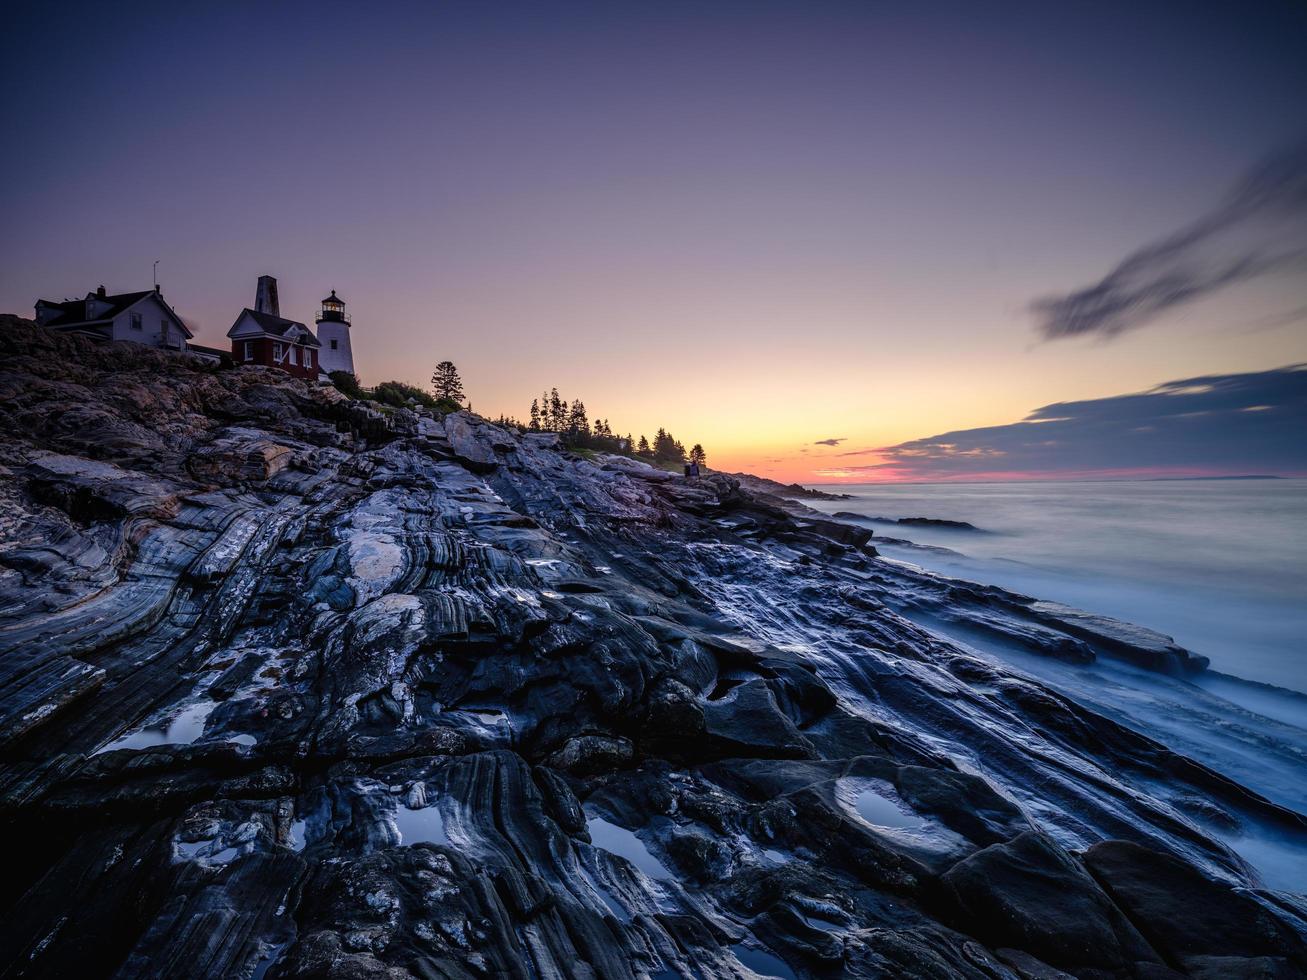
top-left (28, 452), bottom-right (181, 520)
top-left (440, 412), bottom-right (500, 472)
top-left (1084, 840), bottom-right (1307, 974)
top-left (0, 315), bottom-right (1302, 978)
top-left (939, 831), bottom-right (1161, 974)
top-left (543, 734), bottom-right (634, 775)
top-left (187, 427), bottom-right (294, 483)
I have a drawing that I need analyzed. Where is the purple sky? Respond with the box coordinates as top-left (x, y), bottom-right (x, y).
top-left (4, 1), bottom-right (1305, 480)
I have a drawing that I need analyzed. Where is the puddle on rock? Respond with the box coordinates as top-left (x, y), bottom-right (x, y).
top-left (394, 803), bottom-right (449, 846)
top-left (94, 700), bottom-right (217, 754)
top-left (586, 815), bottom-right (671, 880)
top-left (250, 942), bottom-right (289, 980)
top-left (838, 778), bottom-right (927, 830)
top-left (731, 943), bottom-right (796, 979)
top-left (176, 838), bottom-right (242, 865)
top-left (456, 707), bottom-right (509, 726)
top-left (579, 864), bottom-right (631, 923)
top-left (853, 786), bottom-right (926, 830)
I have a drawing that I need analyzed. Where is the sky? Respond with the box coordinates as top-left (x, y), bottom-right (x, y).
top-left (3, 0), bottom-right (1305, 482)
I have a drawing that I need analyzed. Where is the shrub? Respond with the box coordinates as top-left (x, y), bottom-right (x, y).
top-left (330, 371), bottom-right (364, 398)
top-left (372, 381), bottom-right (439, 409)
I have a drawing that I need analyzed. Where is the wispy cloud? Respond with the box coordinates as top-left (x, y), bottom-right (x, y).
top-left (841, 365), bottom-right (1307, 481)
top-left (1032, 141), bottom-right (1307, 341)
top-left (812, 437), bottom-right (847, 446)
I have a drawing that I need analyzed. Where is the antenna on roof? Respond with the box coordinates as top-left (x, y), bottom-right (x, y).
top-left (153, 259), bottom-right (160, 290)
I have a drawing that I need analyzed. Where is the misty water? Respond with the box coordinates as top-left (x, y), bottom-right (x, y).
top-left (809, 479), bottom-right (1306, 690)
top-left (808, 479), bottom-right (1307, 887)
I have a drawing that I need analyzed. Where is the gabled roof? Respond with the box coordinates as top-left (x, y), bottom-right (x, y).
top-left (35, 289), bottom-right (193, 338)
top-left (228, 308), bottom-right (322, 346)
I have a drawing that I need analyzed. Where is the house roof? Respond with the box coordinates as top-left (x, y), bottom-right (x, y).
top-left (228, 308), bottom-right (322, 346)
top-left (35, 289), bottom-right (193, 338)
top-left (186, 343), bottom-right (228, 360)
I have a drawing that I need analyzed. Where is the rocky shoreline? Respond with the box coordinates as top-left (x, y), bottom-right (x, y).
top-left (0, 317), bottom-right (1304, 979)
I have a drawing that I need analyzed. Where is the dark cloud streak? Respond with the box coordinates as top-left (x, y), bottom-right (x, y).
top-left (859, 365), bottom-right (1307, 480)
top-left (1032, 142), bottom-right (1307, 341)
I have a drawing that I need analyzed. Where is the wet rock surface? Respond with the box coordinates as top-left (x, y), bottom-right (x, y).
top-left (0, 317), bottom-right (1303, 979)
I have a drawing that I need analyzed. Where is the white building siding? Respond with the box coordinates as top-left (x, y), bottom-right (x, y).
top-left (316, 321), bottom-right (354, 377)
top-left (110, 294), bottom-right (187, 349)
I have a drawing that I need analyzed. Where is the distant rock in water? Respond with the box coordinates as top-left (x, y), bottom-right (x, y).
top-left (726, 471), bottom-right (852, 499)
top-left (0, 314), bottom-right (1300, 978)
top-left (834, 511), bottom-right (984, 532)
top-left (896, 516), bottom-right (982, 530)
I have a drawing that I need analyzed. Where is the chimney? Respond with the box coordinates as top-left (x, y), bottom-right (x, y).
top-left (97, 284), bottom-right (106, 297)
top-left (255, 275), bottom-right (280, 317)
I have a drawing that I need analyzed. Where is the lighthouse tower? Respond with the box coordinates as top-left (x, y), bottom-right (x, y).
top-left (314, 289), bottom-right (355, 378)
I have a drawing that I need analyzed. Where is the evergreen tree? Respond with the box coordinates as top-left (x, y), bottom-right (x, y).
top-left (689, 443), bottom-right (707, 465)
top-left (568, 399), bottom-right (589, 440)
top-left (431, 361), bottom-right (464, 403)
top-left (653, 428), bottom-right (684, 462)
top-left (529, 399), bottom-right (540, 431)
top-left (549, 388), bottom-right (564, 431)
top-left (637, 435), bottom-right (650, 455)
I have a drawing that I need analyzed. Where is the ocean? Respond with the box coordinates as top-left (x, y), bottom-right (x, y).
top-left (805, 479), bottom-right (1307, 887)
top-left (807, 479), bottom-right (1307, 692)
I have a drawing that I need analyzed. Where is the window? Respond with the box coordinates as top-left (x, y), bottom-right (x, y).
top-left (272, 342), bottom-right (284, 362)
top-left (288, 346), bottom-right (298, 366)
top-left (330, 339), bottom-right (338, 350)
top-left (305, 350), bottom-right (313, 369)
top-left (243, 341), bottom-right (253, 361)
top-left (130, 313), bottom-right (142, 331)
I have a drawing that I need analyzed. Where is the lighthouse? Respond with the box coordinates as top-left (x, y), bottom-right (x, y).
top-left (314, 289), bottom-right (355, 378)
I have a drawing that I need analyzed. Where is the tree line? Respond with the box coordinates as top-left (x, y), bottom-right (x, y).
top-left (520, 388), bottom-right (706, 466)
top-left (333, 364), bottom-right (707, 468)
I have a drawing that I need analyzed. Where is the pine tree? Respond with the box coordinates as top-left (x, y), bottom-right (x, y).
top-left (637, 435), bottom-right (650, 456)
top-left (653, 428), bottom-right (683, 462)
top-left (431, 361), bottom-right (464, 403)
top-left (568, 399), bottom-right (589, 440)
top-left (689, 443), bottom-right (706, 465)
top-left (529, 399), bottom-right (540, 431)
top-left (549, 388), bottom-right (564, 431)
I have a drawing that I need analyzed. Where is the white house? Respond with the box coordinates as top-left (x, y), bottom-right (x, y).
top-left (34, 285), bottom-right (193, 351)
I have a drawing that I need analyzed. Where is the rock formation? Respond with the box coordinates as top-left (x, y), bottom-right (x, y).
top-left (0, 316), bottom-right (1303, 978)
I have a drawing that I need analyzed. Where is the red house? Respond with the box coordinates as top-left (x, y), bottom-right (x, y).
top-left (226, 276), bottom-right (321, 380)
